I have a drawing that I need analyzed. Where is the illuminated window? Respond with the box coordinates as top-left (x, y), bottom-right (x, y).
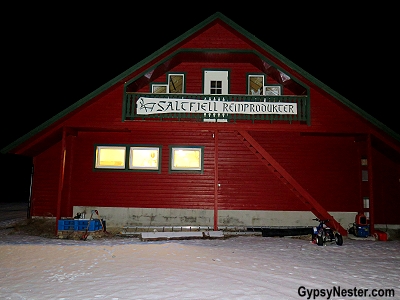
top-left (248, 75), bottom-right (264, 95)
top-left (129, 147), bottom-right (160, 171)
top-left (170, 147), bottom-right (203, 171)
top-left (95, 146), bottom-right (126, 169)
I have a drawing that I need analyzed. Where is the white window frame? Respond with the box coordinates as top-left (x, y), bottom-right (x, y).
top-left (151, 84), bottom-right (168, 93)
top-left (129, 146), bottom-right (161, 171)
top-left (203, 70), bottom-right (229, 95)
top-left (95, 146), bottom-right (126, 169)
top-left (248, 74), bottom-right (265, 95)
top-left (170, 147), bottom-right (203, 171)
top-left (264, 85), bottom-right (282, 96)
top-left (168, 73), bottom-right (185, 93)
top-left (362, 170), bottom-right (368, 181)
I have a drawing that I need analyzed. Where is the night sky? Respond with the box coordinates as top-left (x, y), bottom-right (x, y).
top-left (1, 7), bottom-right (398, 202)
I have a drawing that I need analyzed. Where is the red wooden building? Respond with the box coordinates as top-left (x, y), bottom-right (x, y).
top-left (2, 12), bottom-right (399, 236)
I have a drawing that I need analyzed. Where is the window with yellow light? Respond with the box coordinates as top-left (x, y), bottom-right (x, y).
top-left (170, 147), bottom-right (203, 172)
top-left (95, 146), bottom-right (126, 169)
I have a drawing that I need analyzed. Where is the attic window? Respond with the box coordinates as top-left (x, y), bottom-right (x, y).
top-left (203, 70), bottom-right (228, 94)
top-left (248, 75), bottom-right (264, 95)
top-left (151, 74), bottom-right (185, 94)
top-left (151, 84), bottom-right (168, 93)
top-left (264, 85), bottom-right (281, 96)
top-left (362, 170), bottom-right (368, 181)
top-left (168, 74), bottom-right (184, 93)
top-left (210, 81), bottom-right (222, 94)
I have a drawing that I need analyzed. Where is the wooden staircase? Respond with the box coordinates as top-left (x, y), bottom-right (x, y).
top-left (236, 130), bottom-right (347, 236)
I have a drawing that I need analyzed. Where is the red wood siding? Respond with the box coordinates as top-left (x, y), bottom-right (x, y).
top-left (31, 129), bottom-right (366, 219)
top-left (249, 131), bottom-right (361, 212)
top-left (64, 87), bottom-right (125, 129)
top-left (68, 130), bottom-right (314, 213)
top-left (309, 89), bottom-right (371, 133)
top-left (31, 144), bottom-right (60, 217)
top-left (372, 146), bottom-right (400, 224)
top-left (217, 130), bottom-right (306, 210)
top-left (67, 131), bottom-right (215, 212)
top-left (181, 22), bottom-right (253, 50)
top-left (30, 126), bottom-right (400, 225)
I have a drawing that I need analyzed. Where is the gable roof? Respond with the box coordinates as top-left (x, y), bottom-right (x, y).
top-left (2, 12), bottom-right (399, 154)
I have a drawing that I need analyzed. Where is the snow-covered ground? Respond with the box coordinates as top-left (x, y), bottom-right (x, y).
top-left (0, 217), bottom-right (399, 300)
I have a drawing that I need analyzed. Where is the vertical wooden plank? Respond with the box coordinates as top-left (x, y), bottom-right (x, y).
top-left (367, 134), bottom-right (375, 234)
top-left (55, 128), bottom-right (67, 235)
top-left (65, 134), bottom-right (75, 217)
top-left (214, 130), bottom-right (219, 230)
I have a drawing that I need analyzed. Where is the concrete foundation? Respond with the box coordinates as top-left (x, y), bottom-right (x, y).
top-left (73, 206), bottom-right (357, 229)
